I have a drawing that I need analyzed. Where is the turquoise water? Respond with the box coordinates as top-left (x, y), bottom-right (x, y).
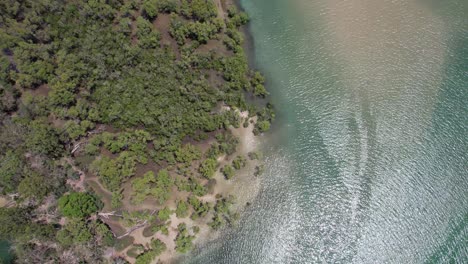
top-left (185, 0), bottom-right (468, 263)
top-left (0, 240), bottom-right (12, 263)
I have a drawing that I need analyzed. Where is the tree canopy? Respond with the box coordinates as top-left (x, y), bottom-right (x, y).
top-left (58, 192), bottom-right (100, 218)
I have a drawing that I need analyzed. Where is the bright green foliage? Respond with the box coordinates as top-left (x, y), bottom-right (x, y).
top-left (176, 200), bottom-right (189, 218)
top-left (232, 155), bottom-right (247, 170)
top-left (131, 170), bottom-right (174, 204)
top-left (175, 223), bottom-right (195, 253)
top-left (221, 165), bottom-right (235, 179)
top-left (100, 130), bottom-right (152, 162)
top-left (175, 144), bottom-right (201, 164)
top-left (64, 120), bottom-right (95, 140)
top-left (58, 192), bottom-right (99, 218)
top-left (157, 207), bottom-right (172, 222)
top-left (150, 238), bottom-right (167, 256)
top-left (91, 152), bottom-right (137, 192)
top-left (199, 158), bottom-right (217, 178)
top-left (142, 0), bottom-right (159, 19)
top-left (111, 191), bottom-right (124, 209)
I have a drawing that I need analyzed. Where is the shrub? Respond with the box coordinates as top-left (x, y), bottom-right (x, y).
top-left (58, 192), bottom-right (99, 218)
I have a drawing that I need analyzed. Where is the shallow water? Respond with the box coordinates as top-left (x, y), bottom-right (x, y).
top-left (0, 240), bottom-right (12, 263)
top-left (184, 0), bottom-right (468, 263)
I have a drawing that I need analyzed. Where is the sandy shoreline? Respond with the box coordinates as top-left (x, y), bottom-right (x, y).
top-left (97, 1), bottom-right (265, 262)
top-left (118, 110), bottom-right (263, 264)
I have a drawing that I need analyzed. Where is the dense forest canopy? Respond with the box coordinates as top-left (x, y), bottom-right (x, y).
top-left (0, 0), bottom-right (274, 263)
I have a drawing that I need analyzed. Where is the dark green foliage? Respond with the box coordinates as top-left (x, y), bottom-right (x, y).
top-left (254, 164), bottom-right (265, 177)
top-left (208, 213), bottom-right (224, 230)
top-left (26, 120), bottom-right (63, 157)
top-left (0, 150), bottom-right (24, 194)
top-left (136, 16), bottom-right (161, 48)
top-left (142, 0), bottom-right (159, 19)
top-left (188, 196), bottom-right (210, 219)
top-left (181, 0), bottom-right (217, 22)
top-left (251, 71), bottom-right (268, 97)
top-left (209, 196), bottom-right (235, 230)
top-left (248, 151), bottom-right (262, 160)
top-left (58, 192), bottom-right (99, 218)
top-left (92, 220), bottom-right (115, 247)
top-left (0, 207), bottom-right (32, 240)
top-left (221, 165), bottom-right (234, 179)
top-left (232, 155), bottom-right (247, 170)
top-left (254, 103), bottom-right (275, 135)
top-left (18, 172), bottom-right (48, 201)
top-left (56, 218), bottom-right (92, 246)
top-left (150, 238), bottom-right (167, 256)
top-left (256, 120), bottom-right (271, 133)
top-left (135, 239), bottom-right (166, 264)
top-left (216, 132), bottom-right (239, 155)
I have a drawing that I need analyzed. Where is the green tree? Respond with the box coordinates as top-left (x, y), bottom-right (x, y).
top-left (142, 0), bottom-right (159, 19)
top-left (150, 238), bottom-right (166, 256)
top-left (0, 150), bottom-right (24, 194)
top-left (190, 0), bottom-right (217, 21)
top-left (176, 200), bottom-right (189, 218)
top-left (58, 192), bottom-right (99, 218)
top-left (26, 121), bottom-right (63, 157)
top-left (174, 223), bottom-right (194, 253)
top-left (18, 172), bottom-right (48, 201)
top-left (221, 165), bottom-right (234, 179)
top-left (56, 218), bottom-right (92, 246)
top-left (199, 158), bottom-right (217, 178)
top-left (157, 207), bottom-right (172, 222)
top-left (232, 155), bottom-right (247, 170)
